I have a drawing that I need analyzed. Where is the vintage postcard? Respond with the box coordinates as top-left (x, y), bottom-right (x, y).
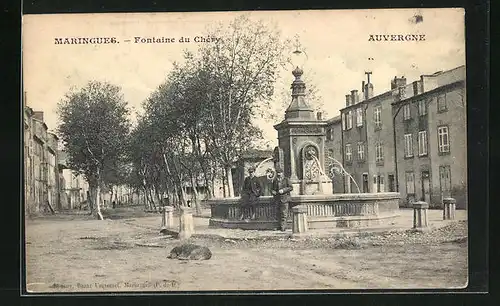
top-left (23, 8), bottom-right (467, 293)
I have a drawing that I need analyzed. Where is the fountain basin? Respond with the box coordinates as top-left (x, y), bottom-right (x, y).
top-left (205, 193), bottom-right (401, 230)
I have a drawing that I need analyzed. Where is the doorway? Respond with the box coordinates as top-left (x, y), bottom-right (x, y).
top-left (388, 175), bottom-right (395, 192)
top-left (439, 166), bottom-right (452, 201)
top-left (421, 171), bottom-right (431, 203)
top-left (362, 173), bottom-right (369, 193)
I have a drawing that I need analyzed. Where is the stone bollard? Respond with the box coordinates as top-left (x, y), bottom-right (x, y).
top-left (292, 205), bottom-right (308, 234)
top-left (164, 206), bottom-right (174, 228)
top-left (178, 207), bottom-right (195, 240)
top-left (412, 201), bottom-right (429, 231)
top-left (160, 206), bottom-right (167, 230)
top-left (443, 198), bottom-right (456, 220)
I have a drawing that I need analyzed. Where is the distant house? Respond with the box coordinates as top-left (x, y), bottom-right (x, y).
top-left (232, 149), bottom-right (274, 197)
top-left (57, 150), bottom-right (89, 210)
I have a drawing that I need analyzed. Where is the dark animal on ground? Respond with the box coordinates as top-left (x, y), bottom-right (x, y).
top-left (168, 243), bottom-right (212, 260)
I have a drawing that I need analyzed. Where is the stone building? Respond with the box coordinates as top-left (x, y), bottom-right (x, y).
top-left (32, 111), bottom-right (49, 212)
top-left (392, 66), bottom-right (466, 208)
top-left (23, 107), bottom-right (60, 214)
top-left (331, 65), bottom-right (466, 209)
top-left (58, 150), bottom-right (89, 210)
top-left (24, 106), bottom-right (35, 215)
top-left (232, 149), bottom-right (274, 197)
top-left (324, 115), bottom-right (345, 193)
top-left (47, 132), bottom-right (60, 210)
top-left (338, 72), bottom-right (398, 194)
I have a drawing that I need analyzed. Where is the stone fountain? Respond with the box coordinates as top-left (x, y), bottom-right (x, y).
top-left (206, 66), bottom-right (400, 230)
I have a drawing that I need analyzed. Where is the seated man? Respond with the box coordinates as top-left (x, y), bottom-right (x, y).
top-left (240, 166), bottom-right (262, 220)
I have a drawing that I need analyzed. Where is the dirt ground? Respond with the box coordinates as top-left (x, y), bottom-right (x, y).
top-left (25, 207), bottom-right (468, 292)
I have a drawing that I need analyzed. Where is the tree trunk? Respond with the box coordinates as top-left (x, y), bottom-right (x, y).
top-left (89, 178), bottom-right (104, 220)
top-left (146, 187), bottom-right (155, 211)
top-left (225, 166), bottom-right (234, 198)
top-left (190, 173), bottom-right (202, 215)
top-left (153, 185), bottom-right (162, 212)
top-left (109, 186), bottom-right (114, 208)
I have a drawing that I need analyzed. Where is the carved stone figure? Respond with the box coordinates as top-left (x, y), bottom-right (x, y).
top-left (302, 145), bottom-right (321, 181)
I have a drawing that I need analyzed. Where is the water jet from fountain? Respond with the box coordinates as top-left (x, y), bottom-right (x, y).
top-left (326, 156), bottom-right (361, 193)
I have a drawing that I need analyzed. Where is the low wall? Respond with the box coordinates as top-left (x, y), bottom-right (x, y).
top-left (205, 192), bottom-right (400, 230)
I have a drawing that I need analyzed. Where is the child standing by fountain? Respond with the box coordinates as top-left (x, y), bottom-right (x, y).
top-left (271, 167), bottom-right (293, 231)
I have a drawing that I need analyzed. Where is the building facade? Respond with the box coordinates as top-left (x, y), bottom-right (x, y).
top-left (58, 150), bottom-right (90, 210)
top-left (327, 65), bottom-right (466, 208)
top-left (232, 149), bottom-right (274, 196)
top-left (24, 107), bottom-right (35, 215)
top-left (24, 108), bottom-right (61, 214)
top-left (337, 73), bottom-right (399, 194)
top-left (324, 116), bottom-right (345, 193)
top-left (392, 66), bottom-right (466, 208)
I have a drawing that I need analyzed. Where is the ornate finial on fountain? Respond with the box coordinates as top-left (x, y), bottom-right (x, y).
top-left (285, 36), bottom-right (313, 120)
top-left (292, 66), bottom-right (304, 80)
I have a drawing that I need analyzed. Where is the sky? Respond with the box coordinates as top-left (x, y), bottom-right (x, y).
top-left (22, 9), bottom-right (465, 148)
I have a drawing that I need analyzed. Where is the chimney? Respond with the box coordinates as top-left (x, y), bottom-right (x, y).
top-left (351, 90), bottom-right (359, 104)
top-left (362, 81), bottom-right (365, 94)
top-left (33, 111), bottom-right (44, 121)
top-left (345, 94), bottom-right (352, 107)
top-left (316, 112), bottom-right (323, 120)
top-left (391, 76), bottom-right (407, 90)
top-left (412, 81), bottom-right (423, 95)
top-left (363, 72), bottom-right (374, 99)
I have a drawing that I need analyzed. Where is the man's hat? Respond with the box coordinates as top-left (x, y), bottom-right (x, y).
top-left (275, 167), bottom-right (284, 173)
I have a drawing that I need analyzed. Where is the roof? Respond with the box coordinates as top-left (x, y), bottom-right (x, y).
top-left (392, 80), bottom-right (465, 106)
top-left (58, 150), bottom-right (69, 166)
top-left (48, 132), bottom-right (59, 140)
top-left (340, 90), bottom-right (393, 112)
top-left (326, 115), bottom-right (341, 124)
top-left (339, 65), bottom-right (465, 112)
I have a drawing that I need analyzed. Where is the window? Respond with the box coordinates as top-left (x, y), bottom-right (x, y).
top-left (356, 108), bottom-right (363, 127)
top-left (403, 104), bottom-right (411, 120)
top-left (379, 175), bottom-right (385, 192)
top-left (418, 131), bottom-right (428, 156)
top-left (438, 126), bottom-right (450, 153)
top-left (375, 142), bottom-right (384, 163)
top-left (342, 113), bottom-right (346, 130)
top-left (404, 134), bottom-right (413, 158)
top-left (405, 172), bottom-right (415, 195)
top-left (437, 95), bottom-right (447, 112)
top-left (326, 128), bottom-right (332, 140)
top-left (345, 144), bottom-right (352, 162)
top-left (374, 105), bottom-right (382, 129)
top-left (347, 111), bottom-right (353, 129)
top-left (418, 100), bottom-right (427, 116)
top-left (357, 142), bottom-right (365, 161)
top-left (374, 175), bottom-right (385, 193)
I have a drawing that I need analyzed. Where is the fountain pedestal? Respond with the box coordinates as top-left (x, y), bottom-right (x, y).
top-left (207, 193), bottom-right (400, 230)
top-left (292, 205), bottom-right (308, 234)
